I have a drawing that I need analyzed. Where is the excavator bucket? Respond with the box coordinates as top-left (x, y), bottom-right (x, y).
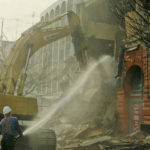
top-left (0, 94), bottom-right (38, 120)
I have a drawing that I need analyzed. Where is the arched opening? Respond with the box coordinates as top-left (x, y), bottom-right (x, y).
top-left (50, 9), bottom-right (55, 27)
top-left (41, 16), bottom-right (44, 22)
top-left (55, 5), bottom-right (60, 26)
top-left (55, 5), bottom-right (60, 16)
top-left (61, 1), bottom-right (66, 13)
top-left (67, 0), bottom-right (73, 11)
top-left (125, 65), bottom-right (144, 133)
top-left (50, 9), bottom-right (54, 19)
top-left (45, 13), bottom-right (49, 21)
top-left (130, 66), bottom-right (144, 91)
top-left (61, 1), bottom-right (67, 25)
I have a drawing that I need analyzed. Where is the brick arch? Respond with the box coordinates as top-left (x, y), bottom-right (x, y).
top-left (125, 65), bottom-right (144, 86)
top-left (126, 63), bottom-right (143, 73)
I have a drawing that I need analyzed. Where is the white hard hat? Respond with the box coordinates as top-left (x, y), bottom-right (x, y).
top-left (3, 106), bottom-right (12, 114)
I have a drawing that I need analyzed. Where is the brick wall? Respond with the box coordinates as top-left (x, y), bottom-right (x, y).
top-left (117, 45), bottom-right (150, 133)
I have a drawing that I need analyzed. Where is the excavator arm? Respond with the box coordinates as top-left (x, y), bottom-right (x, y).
top-left (0, 11), bottom-right (87, 96)
top-left (0, 11), bottom-right (87, 118)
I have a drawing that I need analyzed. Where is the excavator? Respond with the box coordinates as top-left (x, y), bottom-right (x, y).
top-left (0, 11), bottom-right (87, 120)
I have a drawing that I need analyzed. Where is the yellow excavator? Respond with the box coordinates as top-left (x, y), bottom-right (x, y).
top-left (0, 11), bottom-right (87, 120)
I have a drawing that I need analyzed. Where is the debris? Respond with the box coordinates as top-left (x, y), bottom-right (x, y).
top-left (60, 133), bottom-right (150, 150)
top-left (128, 131), bottom-right (145, 139)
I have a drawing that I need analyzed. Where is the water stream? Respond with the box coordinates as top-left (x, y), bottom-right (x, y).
top-left (23, 56), bottom-right (110, 136)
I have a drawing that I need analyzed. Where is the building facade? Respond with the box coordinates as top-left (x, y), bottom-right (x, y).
top-left (25, 0), bottom-right (122, 112)
top-left (117, 10), bottom-right (150, 134)
top-left (25, 0), bottom-right (83, 112)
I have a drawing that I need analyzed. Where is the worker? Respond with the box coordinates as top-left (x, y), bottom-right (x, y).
top-left (0, 106), bottom-right (23, 150)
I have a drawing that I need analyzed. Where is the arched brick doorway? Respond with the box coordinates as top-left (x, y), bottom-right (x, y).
top-left (125, 65), bottom-right (144, 133)
top-left (117, 45), bottom-right (150, 134)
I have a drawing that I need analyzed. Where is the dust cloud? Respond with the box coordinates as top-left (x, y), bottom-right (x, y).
top-left (50, 55), bottom-right (118, 141)
top-left (23, 55), bottom-right (117, 138)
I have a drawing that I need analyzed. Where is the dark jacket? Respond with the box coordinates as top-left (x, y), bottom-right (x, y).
top-left (0, 116), bottom-right (22, 137)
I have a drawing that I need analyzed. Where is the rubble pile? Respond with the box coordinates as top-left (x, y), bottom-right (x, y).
top-left (61, 132), bottom-right (150, 150)
top-left (49, 92), bottom-right (118, 147)
top-left (44, 58), bottom-right (119, 149)
top-left (41, 58), bottom-right (117, 145)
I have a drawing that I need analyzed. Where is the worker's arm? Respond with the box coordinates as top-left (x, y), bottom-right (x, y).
top-left (15, 118), bottom-right (23, 137)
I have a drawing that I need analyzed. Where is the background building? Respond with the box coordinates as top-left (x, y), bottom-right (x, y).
top-left (0, 0), bottom-right (126, 144)
top-left (0, 0), bottom-right (122, 114)
top-left (24, 0), bottom-right (81, 112)
top-left (23, 0), bottom-right (122, 112)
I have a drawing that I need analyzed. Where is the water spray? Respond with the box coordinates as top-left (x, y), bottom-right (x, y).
top-left (23, 56), bottom-right (110, 136)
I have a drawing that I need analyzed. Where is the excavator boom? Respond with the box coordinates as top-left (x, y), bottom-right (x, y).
top-left (0, 11), bottom-right (87, 118)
